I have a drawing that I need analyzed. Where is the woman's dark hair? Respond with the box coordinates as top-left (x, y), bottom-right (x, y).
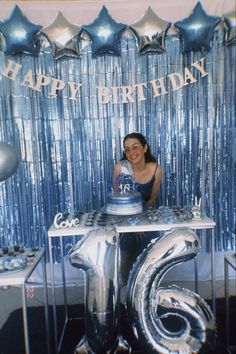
top-left (121, 132), bottom-right (156, 163)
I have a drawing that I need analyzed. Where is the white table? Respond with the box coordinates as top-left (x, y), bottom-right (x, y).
top-left (48, 213), bottom-right (216, 354)
top-left (0, 248), bottom-right (51, 354)
top-left (224, 253), bottom-right (236, 352)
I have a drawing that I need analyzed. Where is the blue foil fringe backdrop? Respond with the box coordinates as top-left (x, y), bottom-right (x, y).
top-left (0, 31), bottom-right (235, 259)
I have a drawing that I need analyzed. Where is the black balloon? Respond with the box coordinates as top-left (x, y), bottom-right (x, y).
top-left (174, 2), bottom-right (221, 53)
top-left (0, 142), bottom-right (19, 182)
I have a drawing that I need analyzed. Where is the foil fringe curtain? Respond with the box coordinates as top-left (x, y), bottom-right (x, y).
top-left (0, 31), bottom-right (235, 259)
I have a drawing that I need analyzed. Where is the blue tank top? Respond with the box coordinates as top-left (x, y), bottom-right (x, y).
top-left (120, 160), bottom-right (157, 203)
top-left (134, 176), bottom-right (155, 202)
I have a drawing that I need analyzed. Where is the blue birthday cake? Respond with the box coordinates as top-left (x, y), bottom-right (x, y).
top-left (106, 191), bottom-right (143, 215)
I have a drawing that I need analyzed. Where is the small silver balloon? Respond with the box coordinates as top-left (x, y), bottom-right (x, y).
top-left (0, 142), bottom-right (19, 182)
top-left (130, 6), bottom-right (171, 54)
top-left (41, 11), bottom-right (82, 59)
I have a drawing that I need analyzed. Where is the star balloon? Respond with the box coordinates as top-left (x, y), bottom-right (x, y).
top-left (82, 6), bottom-right (127, 57)
top-left (0, 5), bottom-right (42, 56)
top-left (41, 11), bottom-right (82, 59)
top-left (223, 10), bottom-right (236, 46)
top-left (174, 2), bottom-right (221, 53)
top-left (130, 7), bottom-right (171, 54)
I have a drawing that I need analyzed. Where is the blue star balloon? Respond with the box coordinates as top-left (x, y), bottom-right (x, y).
top-left (82, 6), bottom-right (127, 57)
top-left (0, 5), bottom-right (42, 56)
top-left (223, 11), bottom-right (236, 46)
top-left (174, 2), bottom-right (221, 53)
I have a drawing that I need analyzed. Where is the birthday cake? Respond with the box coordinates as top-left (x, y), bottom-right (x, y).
top-left (106, 191), bottom-right (143, 215)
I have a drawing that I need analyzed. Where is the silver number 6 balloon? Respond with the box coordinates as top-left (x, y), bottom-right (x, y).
top-left (69, 227), bottom-right (216, 353)
top-left (127, 228), bottom-right (216, 353)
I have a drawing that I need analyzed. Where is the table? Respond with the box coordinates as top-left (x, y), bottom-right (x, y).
top-left (224, 253), bottom-right (236, 351)
top-left (0, 248), bottom-right (51, 354)
top-left (48, 212), bottom-right (216, 354)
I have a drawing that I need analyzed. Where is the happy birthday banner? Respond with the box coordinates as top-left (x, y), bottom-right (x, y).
top-left (2, 57), bottom-right (208, 103)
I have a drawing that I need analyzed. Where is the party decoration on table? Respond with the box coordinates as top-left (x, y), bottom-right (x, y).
top-left (0, 254), bottom-right (27, 273)
top-left (191, 197), bottom-right (202, 220)
top-left (130, 6), bottom-right (171, 54)
top-left (174, 2), bottom-right (221, 53)
top-left (53, 211), bottom-right (83, 229)
top-left (0, 142), bottom-right (19, 182)
top-left (82, 6), bottom-right (127, 57)
top-left (127, 228), bottom-right (216, 353)
top-left (69, 228), bottom-right (131, 353)
top-left (223, 10), bottom-right (236, 46)
top-left (155, 205), bottom-right (193, 223)
top-left (40, 11), bottom-right (82, 59)
top-left (0, 5), bottom-right (42, 56)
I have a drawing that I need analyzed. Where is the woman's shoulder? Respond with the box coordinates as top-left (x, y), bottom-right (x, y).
top-left (147, 162), bottom-right (162, 176)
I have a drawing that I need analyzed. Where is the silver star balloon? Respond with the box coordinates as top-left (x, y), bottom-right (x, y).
top-left (223, 10), bottom-right (236, 46)
top-left (129, 7), bottom-right (171, 54)
top-left (41, 11), bottom-right (82, 59)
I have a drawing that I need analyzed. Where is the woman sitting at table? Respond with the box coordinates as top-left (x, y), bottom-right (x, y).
top-left (112, 132), bottom-right (162, 284)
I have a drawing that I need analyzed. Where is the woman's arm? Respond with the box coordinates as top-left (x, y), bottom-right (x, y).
top-left (146, 165), bottom-right (163, 207)
top-left (112, 163), bottom-right (122, 187)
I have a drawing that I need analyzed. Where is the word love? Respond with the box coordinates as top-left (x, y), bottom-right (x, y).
top-left (53, 212), bottom-right (80, 229)
top-left (1, 57), bottom-right (208, 104)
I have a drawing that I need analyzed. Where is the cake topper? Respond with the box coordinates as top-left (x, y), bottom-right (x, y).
top-left (113, 173), bottom-right (136, 194)
top-left (191, 197), bottom-right (202, 220)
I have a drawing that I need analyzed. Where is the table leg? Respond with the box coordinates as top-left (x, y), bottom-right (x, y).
top-left (211, 228), bottom-right (216, 314)
top-left (194, 257), bottom-right (199, 294)
top-left (49, 237), bottom-right (58, 354)
top-left (224, 258), bottom-right (229, 348)
top-left (22, 283), bottom-right (30, 354)
top-left (58, 236), bottom-right (68, 352)
top-left (42, 251), bottom-right (51, 354)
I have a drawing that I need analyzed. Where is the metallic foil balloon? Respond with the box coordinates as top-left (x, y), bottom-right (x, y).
top-left (223, 11), bottom-right (236, 46)
top-left (69, 228), bottom-right (130, 353)
top-left (130, 6), bottom-right (171, 54)
top-left (174, 2), bottom-right (221, 53)
top-left (0, 142), bottom-right (19, 182)
top-left (40, 11), bottom-right (82, 59)
top-left (0, 5), bottom-right (42, 56)
top-left (82, 6), bottom-right (126, 57)
top-left (127, 228), bottom-right (216, 353)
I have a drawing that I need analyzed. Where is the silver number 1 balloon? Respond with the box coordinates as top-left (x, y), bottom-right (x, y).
top-left (69, 228), bottom-right (130, 353)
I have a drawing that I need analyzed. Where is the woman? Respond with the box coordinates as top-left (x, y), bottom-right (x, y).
top-left (113, 132), bottom-right (162, 207)
top-left (113, 132), bottom-right (162, 285)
